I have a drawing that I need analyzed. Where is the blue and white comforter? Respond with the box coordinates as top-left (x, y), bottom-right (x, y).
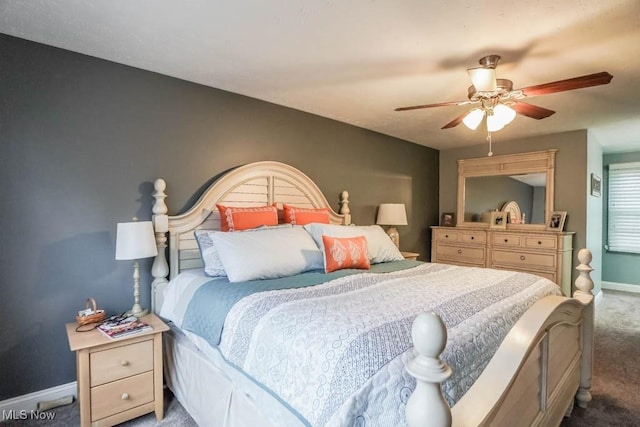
top-left (214, 263), bottom-right (561, 426)
top-left (164, 262), bottom-right (561, 426)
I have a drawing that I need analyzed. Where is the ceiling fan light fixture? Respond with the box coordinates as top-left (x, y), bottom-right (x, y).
top-left (493, 103), bottom-right (516, 126)
top-left (486, 113), bottom-right (505, 132)
top-left (467, 67), bottom-right (497, 93)
top-left (462, 108), bottom-right (485, 130)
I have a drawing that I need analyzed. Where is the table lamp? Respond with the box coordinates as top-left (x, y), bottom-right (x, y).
top-left (115, 218), bottom-right (158, 318)
top-left (376, 203), bottom-right (408, 248)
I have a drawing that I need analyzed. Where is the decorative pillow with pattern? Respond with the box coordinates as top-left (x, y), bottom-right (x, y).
top-left (216, 204), bottom-right (278, 231)
top-left (321, 235), bottom-right (371, 273)
top-left (283, 204), bottom-right (330, 225)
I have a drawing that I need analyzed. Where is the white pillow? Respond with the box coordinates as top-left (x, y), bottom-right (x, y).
top-left (303, 223), bottom-right (404, 264)
top-left (195, 224), bottom-right (295, 277)
top-left (211, 226), bottom-right (324, 282)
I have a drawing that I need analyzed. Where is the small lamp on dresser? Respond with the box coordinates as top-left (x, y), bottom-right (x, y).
top-left (376, 203), bottom-right (408, 248)
top-left (116, 218), bottom-right (158, 318)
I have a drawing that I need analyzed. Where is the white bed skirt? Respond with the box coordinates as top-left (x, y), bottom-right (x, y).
top-left (164, 324), bottom-right (306, 427)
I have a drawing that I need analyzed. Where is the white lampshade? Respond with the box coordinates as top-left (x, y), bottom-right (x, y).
top-left (115, 221), bottom-right (158, 260)
top-left (376, 203), bottom-right (408, 226)
top-left (493, 103), bottom-right (516, 126)
top-left (462, 108), bottom-right (485, 130)
top-left (467, 67), bottom-right (497, 92)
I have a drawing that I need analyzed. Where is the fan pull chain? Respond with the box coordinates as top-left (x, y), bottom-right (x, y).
top-left (487, 131), bottom-right (493, 157)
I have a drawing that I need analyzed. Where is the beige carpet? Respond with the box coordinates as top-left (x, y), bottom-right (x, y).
top-left (2, 291), bottom-right (638, 426)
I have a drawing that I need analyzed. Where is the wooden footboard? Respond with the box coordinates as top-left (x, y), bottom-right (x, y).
top-left (407, 249), bottom-right (595, 427)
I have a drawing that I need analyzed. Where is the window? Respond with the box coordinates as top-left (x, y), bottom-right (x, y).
top-left (607, 162), bottom-right (640, 253)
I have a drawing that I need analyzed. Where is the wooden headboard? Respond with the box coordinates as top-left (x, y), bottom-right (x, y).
top-left (150, 161), bottom-right (351, 312)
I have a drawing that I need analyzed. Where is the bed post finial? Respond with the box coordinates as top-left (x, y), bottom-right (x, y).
top-left (339, 190), bottom-right (351, 225)
top-left (573, 248), bottom-right (594, 409)
top-left (151, 178), bottom-right (169, 313)
top-left (406, 312), bottom-right (453, 427)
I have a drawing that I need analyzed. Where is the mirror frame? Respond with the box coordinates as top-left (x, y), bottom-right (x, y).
top-left (456, 149), bottom-right (557, 230)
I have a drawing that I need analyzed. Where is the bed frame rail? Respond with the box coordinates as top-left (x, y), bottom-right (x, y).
top-left (407, 248), bottom-right (595, 427)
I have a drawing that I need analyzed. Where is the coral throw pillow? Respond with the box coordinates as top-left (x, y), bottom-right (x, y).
top-left (216, 205), bottom-right (278, 231)
top-left (321, 235), bottom-right (371, 273)
top-left (283, 204), bottom-right (330, 225)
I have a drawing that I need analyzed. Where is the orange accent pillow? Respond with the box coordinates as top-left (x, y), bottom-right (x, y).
top-left (283, 204), bottom-right (330, 225)
top-left (216, 205), bottom-right (278, 231)
top-left (321, 235), bottom-right (370, 273)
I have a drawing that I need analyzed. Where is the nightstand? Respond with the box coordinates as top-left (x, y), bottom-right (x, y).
top-left (66, 313), bottom-right (169, 427)
top-left (401, 251), bottom-right (420, 260)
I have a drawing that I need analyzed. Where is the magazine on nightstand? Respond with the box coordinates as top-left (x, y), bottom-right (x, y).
top-left (97, 314), bottom-right (153, 339)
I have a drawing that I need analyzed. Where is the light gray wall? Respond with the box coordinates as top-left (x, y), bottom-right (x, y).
top-left (439, 130), bottom-right (591, 287)
top-left (602, 150), bottom-right (640, 287)
top-left (0, 34), bottom-right (439, 400)
top-left (585, 132), bottom-right (603, 291)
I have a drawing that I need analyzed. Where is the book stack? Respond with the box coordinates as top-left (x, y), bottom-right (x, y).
top-left (98, 314), bottom-right (153, 339)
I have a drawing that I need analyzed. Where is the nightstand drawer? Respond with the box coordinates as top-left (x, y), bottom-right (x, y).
top-left (90, 371), bottom-right (154, 421)
top-left (90, 340), bottom-right (153, 386)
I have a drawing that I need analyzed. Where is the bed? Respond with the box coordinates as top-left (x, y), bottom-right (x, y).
top-left (148, 161), bottom-right (595, 427)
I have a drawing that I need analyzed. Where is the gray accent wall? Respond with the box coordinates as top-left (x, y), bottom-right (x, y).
top-left (0, 34), bottom-right (439, 400)
top-left (602, 151), bottom-right (640, 287)
top-left (439, 130), bottom-right (593, 289)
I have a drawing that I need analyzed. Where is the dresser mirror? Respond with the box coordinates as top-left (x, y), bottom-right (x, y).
top-left (457, 150), bottom-right (557, 229)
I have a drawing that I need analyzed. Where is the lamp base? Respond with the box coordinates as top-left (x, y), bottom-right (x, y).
top-left (127, 305), bottom-right (149, 318)
top-left (386, 226), bottom-right (400, 248)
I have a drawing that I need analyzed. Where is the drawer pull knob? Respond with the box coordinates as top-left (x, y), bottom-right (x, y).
top-left (121, 360), bottom-right (129, 367)
top-left (457, 249), bottom-right (462, 254)
top-left (520, 255), bottom-right (526, 261)
top-left (504, 239), bottom-right (508, 243)
top-left (445, 235), bottom-right (449, 238)
top-left (471, 236), bottom-right (474, 240)
top-left (121, 393), bottom-right (129, 400)
top-left (538, 241), bottom-right (542, 245)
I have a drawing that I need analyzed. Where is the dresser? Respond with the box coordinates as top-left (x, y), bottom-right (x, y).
top-left (66, 313), bottom-right (169, 427)
top-left (431, 226), bottom-right (574, 296)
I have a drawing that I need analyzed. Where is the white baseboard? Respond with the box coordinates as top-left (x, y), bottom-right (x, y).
top-left (602, 281), bottom-right (640, 294)
top-left (594, 289), bottom-right (604, 306)
top-left (0, 382), bottom-right (76, 414)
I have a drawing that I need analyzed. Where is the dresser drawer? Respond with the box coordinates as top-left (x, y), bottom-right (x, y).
top-left (460, 230), bottom-right (486, 244)
top-left (492, 266), bottom-right (557, 283)
top-left (90, 371), bottom-right (154, 422)
top-left (492, 250), bottom-right (556, 270)
top-left (435, 230), bottom-right (460, 242)
top-left (492, 233), bottom-right (522, 247)
top-left (437, 245), bottom-right (486, 263)
top-left (90, 340), bottom-right (153, 386)
top-left (523, 235), bottom-right (557, 250)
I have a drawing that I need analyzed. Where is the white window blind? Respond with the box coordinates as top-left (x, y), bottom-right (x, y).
top-left (608, 162), bottom-right (640, 253)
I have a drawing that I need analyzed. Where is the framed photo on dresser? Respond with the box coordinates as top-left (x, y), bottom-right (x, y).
top-left (489, 211), bottom-right (507, 229)
top-left (440, 212), bottom-right (455, 226)
top-left (547, 211), bottom-right (567, 231)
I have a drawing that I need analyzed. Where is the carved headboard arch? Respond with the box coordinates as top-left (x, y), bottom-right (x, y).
top-left (150, 161), bottom-right (351, 312)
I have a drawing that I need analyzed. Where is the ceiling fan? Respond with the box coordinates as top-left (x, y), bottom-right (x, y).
top-left (395, 55), bottom-right (613, 135)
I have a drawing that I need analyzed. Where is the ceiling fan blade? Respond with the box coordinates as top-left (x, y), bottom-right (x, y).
top-left (441, 112), bottom-right (468, 129)
top-left (511, 101), bottom-right (556, 120)
top-left (395, 100), bottom-right (470, 111)
top-left (519, 72), bottom-right (613, 97)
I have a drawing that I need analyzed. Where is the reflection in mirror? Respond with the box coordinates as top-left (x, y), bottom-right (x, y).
top-left (464, 173), bottom-right (547, 224)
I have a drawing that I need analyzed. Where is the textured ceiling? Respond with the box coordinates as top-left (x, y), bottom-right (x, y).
top-left (2, 0), bottom-right (639, 152)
